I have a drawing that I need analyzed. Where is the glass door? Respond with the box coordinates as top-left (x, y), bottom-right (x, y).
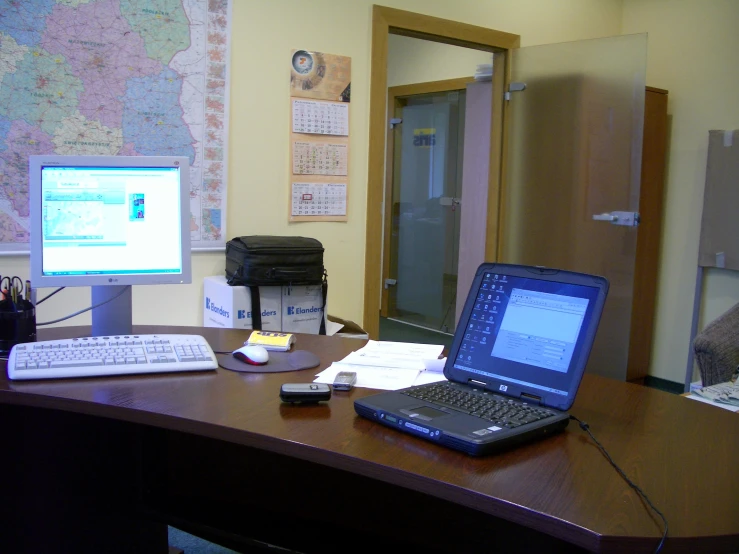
top-left (384, 90), bottom-right (465, 334)
top-left (502, 34), bottom-right (647, 379)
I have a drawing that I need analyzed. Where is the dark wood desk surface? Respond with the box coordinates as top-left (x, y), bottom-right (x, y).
top-left (2, 325), bottom-right (739, 553)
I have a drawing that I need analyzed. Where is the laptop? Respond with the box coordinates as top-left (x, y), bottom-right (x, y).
top-left (354, 263), bottom-right (609, 456)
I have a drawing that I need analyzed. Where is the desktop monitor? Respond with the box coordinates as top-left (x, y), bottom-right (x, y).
top-left (29, 155), bottom-right (192, 336)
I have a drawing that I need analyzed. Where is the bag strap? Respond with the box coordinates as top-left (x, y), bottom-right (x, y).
top-left (249, 285), bottom-right (262, 330)
top-left (319, 271), bottom-right (328, 335)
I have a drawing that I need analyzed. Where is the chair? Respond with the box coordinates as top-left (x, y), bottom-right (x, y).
top-left (693, 303), bottom-right (739, 386)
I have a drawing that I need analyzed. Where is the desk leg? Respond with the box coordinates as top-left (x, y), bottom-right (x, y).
top-left (0, 404), bottom-right (168, 554)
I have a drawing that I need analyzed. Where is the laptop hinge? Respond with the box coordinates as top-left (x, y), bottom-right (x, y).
top-left (520, 392), bottom-right (543, 405)
top-left (468, 379), bottom-right (487, 389)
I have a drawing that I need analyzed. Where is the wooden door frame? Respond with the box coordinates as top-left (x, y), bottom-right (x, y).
top-left (364, 5), bottom-right (520, 338)
top-left (381, 77), bottom-right (474, 318)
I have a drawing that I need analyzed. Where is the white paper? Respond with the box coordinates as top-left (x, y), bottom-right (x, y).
top-left (422, 357), bottom-right (447, 373)
top-left (341, 340), bottom-right (444, 371)
top-left (341, 350), bottom-right (426, 370)
top-left (314, 362), bottom-right (420, 390)
top-left (686, 394), bottom-right (739, 412)
top-left (360, 340), bottom-right (444, 358)
top-left (413, 371), bottom-right (448, 386)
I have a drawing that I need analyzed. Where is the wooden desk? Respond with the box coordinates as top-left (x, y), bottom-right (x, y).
top-left (1, 326), bottom-right (738, 553)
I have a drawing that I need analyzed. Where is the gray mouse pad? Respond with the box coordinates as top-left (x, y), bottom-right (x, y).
top-left (217, 350), bottom-right (320, 373)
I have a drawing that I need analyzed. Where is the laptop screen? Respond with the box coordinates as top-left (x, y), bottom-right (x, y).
top-left (449, 268), bottom-right (604, 406)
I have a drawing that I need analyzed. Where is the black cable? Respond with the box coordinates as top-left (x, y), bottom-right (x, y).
top-left (439, 293), bottom-right (456, 333)
top-left (35, 286), bottom-right (65, 305)
top-left (570, 415), bottom-right (668, 554)
top-left (37, 286), bottom-right (130, 326)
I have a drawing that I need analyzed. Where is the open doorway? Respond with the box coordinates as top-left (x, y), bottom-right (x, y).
top-left (380, 78), bottom-right (471, 344)
top-left (365, 7), bottom-right (518, 341)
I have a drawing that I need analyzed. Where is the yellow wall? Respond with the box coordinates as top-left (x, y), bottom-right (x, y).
top-left (8, 0), bottom-right (622, 328)
top-left (387, 35), bottom-right (493, 87)
top-left (9, 0), bottom-right (733, 385)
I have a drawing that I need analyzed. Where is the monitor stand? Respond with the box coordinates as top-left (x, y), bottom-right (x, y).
top-left (91, 285), bottom-right (133, 337)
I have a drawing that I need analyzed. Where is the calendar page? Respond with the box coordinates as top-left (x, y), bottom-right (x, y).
top-left (293, 141), bottom-right (348, 175)
top-left (291, 183), bottom-right (347, 217)
top-left (292, 99), bottom-right (349, 136)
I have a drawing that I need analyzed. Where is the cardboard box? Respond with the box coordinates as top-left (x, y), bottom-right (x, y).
top-left (203, 275), bottom-right (326, 334)
top-left (327, 315), bottom-right (369, 339)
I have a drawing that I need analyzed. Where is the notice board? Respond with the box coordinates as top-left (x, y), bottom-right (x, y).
top-left (698, 130), bottom-right (739, 270)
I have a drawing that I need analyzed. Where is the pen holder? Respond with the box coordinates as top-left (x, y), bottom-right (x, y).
top-left (0, 304), bottom-right (36, 355)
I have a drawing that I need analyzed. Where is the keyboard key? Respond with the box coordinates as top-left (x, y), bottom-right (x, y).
top-left (50, 359), bottom-right (105, 368)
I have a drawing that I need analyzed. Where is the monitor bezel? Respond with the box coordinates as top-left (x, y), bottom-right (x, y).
top-left (29, 154), bottom-right (192, 288)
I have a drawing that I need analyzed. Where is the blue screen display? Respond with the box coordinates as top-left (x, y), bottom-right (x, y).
top-left (452, 271), bottom-right (601, 398)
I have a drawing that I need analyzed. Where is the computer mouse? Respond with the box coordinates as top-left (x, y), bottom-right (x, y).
top-left (232, 345), bottom-right (269, 365)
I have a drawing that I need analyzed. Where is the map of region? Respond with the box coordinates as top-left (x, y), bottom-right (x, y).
top-left (0, 0), bottom-right (231, 251)
top-left (43, 200), bottom-right (104, 240)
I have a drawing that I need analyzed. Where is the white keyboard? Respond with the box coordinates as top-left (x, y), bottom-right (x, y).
top-left (7, 334), bottom-right (218, 381)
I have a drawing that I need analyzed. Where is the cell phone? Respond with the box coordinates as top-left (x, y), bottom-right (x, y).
top-left (332, 371), bottom-right (357, 391)
top-left (280, 383), bottom-right (331, 403)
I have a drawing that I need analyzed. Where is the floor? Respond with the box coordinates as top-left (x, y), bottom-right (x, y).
top-left (386, 273), bottom-right (458, 334)
top-left (169, 527), bottom-right (238, 554)
top-left (379, 316), bottom-right (453, 348)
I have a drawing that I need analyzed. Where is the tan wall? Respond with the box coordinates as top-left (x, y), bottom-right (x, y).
top-left (387, 35), bottom-right (492, 87)
top-left (22, 0), bottom-right (732, 386)
top-left (622, 0), bottom-right (739, 383)
top-left (9, 0), bottom-right (622, 329)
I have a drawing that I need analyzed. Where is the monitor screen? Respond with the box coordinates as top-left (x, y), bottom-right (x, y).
top-left (446, 266), bottom-right (606, 410)
top-left (29, 155), bottom-right (192, 335)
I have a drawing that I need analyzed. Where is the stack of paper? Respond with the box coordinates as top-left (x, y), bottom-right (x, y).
top-left (313, 340), bottom-right (448, 390)
top-left (246, 331), bottom-right (296, 351)
top-left (687, 378), bottom-right (739, 412)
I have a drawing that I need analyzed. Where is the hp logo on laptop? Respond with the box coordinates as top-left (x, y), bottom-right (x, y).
top-left (499, 385), bottom-right (508, 392)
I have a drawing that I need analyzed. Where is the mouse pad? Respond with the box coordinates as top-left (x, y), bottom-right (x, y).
top-left (217, 350), bottom-right (320, 373)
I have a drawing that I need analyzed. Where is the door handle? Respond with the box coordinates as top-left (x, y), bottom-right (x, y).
top-left (593, 213), bottom-right (618, 222)
top-left (592, 211), bottom-right (640, 227)
top-left (384, 279), bottom-right (397, 289)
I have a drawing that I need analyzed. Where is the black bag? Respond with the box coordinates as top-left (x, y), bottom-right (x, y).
top-left (225, 236), bottom-right (327, 334)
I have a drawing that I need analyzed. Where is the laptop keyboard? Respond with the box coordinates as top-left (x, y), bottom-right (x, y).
top-left (402, 382), bottom-right (556, 429)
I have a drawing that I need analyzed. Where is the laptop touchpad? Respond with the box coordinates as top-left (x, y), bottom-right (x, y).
top-left (401, 406), bottom-right (449, 421)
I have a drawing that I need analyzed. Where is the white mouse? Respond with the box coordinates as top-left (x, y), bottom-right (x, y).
top-left (232, 345), bottom-right (269, 365)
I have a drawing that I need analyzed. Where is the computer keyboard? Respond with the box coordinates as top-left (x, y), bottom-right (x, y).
top-left (7, 334), bottom-right (218, 381)
top-left (403, 382), bottom-right (556, 428)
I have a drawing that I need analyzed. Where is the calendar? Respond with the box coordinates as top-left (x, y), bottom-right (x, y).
top-left (292, 99), bottom-right (349, 136)
top-left (289, 52), bottom-right (351, 222)
top-left (291, 183), bottom-right (347, 216)
top-left (293, 141), bottom-right (348, 175)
